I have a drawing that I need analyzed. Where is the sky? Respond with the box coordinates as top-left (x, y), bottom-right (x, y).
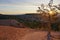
top-left (0, 0), bottom-right (60, 14)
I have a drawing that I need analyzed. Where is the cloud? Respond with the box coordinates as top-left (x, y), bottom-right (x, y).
top-left (0, 0), bottom-right (60, 14)
top-left (0, 3), bottom-right (37, 14)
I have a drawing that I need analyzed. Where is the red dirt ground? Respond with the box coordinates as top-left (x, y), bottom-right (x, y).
top-left (0, 26), bottom-right (35, 40)
top-left (0, 26), bottom-right (60, 40)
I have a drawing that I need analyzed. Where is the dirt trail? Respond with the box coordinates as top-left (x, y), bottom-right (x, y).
top-left (21, 31), bottom-right (60, 40)
top-left (21, 31), bottom-right (47, 40)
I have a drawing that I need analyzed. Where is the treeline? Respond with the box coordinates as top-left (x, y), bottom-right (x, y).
top-left (0, 14), bottom-right (60, 31)
top-left (17, 18), bottom-right (60, 31)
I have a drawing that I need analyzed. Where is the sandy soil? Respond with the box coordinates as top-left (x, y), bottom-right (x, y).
top-left (0, 26), bottom-right (60, 40)
top-left (0, 26), bottom-right (35, 40)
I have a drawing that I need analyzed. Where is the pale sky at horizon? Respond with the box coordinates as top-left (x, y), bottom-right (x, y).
top-left (0, 0), bottom-right (60, 14)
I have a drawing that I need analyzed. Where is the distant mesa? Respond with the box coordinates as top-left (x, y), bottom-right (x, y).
top-left (0, 19), bottom-right (26, 28)
top-left (0, 14), bottom-right (3, 15)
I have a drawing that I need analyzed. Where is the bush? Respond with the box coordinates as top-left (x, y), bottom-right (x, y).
top-left (24, 20), bottom-right (41, 29)
top-left (51, 23), bottom-right (59, 31)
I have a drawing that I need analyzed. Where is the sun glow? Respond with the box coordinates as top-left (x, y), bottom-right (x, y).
top-left (49, 11), bottom-right (54, 15)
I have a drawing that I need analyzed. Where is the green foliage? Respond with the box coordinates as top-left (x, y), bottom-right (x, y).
top-left (14, 16), bottom-right (60, 31)
top-left (24, 20), bottom-right (41, 29)
top-left (51, 23), bottom-right (60, 31)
